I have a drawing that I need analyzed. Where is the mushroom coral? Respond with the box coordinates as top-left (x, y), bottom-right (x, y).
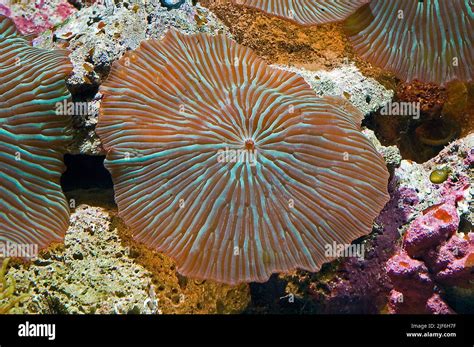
top-left (345, 0), bottom-right (473, 85)
top-left (97, 30), bottom-right (390, 284)
top-left (232, 0), bottom-right (370, 26)
top-left (0, 16), bottom-right (19, 38)
top-left (0, 15), bottom-right (72, 250)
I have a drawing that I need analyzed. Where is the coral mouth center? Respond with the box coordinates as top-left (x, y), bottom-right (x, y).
top-left (244, 139), bottom-right (255, 151)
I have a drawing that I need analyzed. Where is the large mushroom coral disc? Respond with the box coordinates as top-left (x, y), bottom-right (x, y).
top-left (0, 15), bottom-right (72, 250)
top-left (345, 0), bottom-right (474, 85)
top-left (97, 30), bottom-right (389, 285)
top-left (232, 0), bottom-right (370, 26)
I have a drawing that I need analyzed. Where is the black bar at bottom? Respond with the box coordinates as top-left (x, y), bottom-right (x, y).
top-left (0, 314), bottom-right (472, 346)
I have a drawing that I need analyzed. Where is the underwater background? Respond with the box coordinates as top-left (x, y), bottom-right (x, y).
top-left (0, 0), bottom-right (473, 315)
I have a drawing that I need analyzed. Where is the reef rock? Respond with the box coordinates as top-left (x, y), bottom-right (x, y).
top-left (385, 134), bottom-right (473, 314)
top-left (0, 0), bottom-right (76, 36)
top-left (5, 191), bottom-right (251, 314)
top-left (34, 0), bottom-right (230, 155)
top-left (7, 205), bottom-right (156, 314)
top-left (275, 64), bottom-right (394, 117)
top-left (403, 199), bottom-right (460, 258)
top-left (363, 128), bottom-right (402, 172)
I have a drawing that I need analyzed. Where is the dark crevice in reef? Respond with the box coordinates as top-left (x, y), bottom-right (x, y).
top-left (362, 80), bottom-right (474, 164)
top-left (363, 110), bottom-right (461, 164)
top-left (244, 274), bottom-right (320, 314)
top-left (61, 154), bottom-right (113, 192)
top-left (67, 0), bottom-right (84, 10)
top-left (67, 81), bottom-right (100, 100)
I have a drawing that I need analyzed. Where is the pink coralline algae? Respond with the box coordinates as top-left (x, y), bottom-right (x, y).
top-left (304, 177), bottom-right (406, 314)
top-left (0, 5), bottom-right (11, 18)
top-left (426, 232), bottom-right (473, 288)
top-left (386, 194), bottom-right (473, 314)
top-left (386, 252), bottom-right (455, 314)
top-left (0, 0), bottom-right (76, 36)
top-left (403, 199), bottom-right (460, 258)
top-left (299, 136), bottom-right (472, 314)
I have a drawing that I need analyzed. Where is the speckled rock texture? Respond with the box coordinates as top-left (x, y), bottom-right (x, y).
top-left (275, 64), bottom-right (394, 117)
top-left (0, 0), bottom-right (76, 36)
top-left (1, 0), bottom-right (471, 315)
top-left (363, 128), bottom-right (402, 172)
top-left (7, 205), bottom-right (156, 314)
top-left (110, 214), bottom-right (251, 314)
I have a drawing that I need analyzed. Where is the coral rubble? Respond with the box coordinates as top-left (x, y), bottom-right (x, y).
top-left (0, 0), bottom-right (76, 36)
top-left (8, 202), bottom-right (251, 314)
top-left (0, 0), bottom-right (471, 315)
top-left (8, 205), bottom-right (155, 314)
top-left (0, 258), bottom-right (28, 314)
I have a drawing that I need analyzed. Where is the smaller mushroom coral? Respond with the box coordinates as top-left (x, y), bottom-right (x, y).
top-left (0, 15), bottom-right (73, 250)
top-left (345, 0), bottom-right (473, 85)
top-left (232, 0), bottom-right (370, 26)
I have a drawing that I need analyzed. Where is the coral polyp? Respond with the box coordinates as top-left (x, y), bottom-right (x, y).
top-left (97, 29), bottom-right (389, 285)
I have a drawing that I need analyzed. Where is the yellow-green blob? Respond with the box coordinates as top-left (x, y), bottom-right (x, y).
top-left (430, 168), bottom-right (450, 184)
